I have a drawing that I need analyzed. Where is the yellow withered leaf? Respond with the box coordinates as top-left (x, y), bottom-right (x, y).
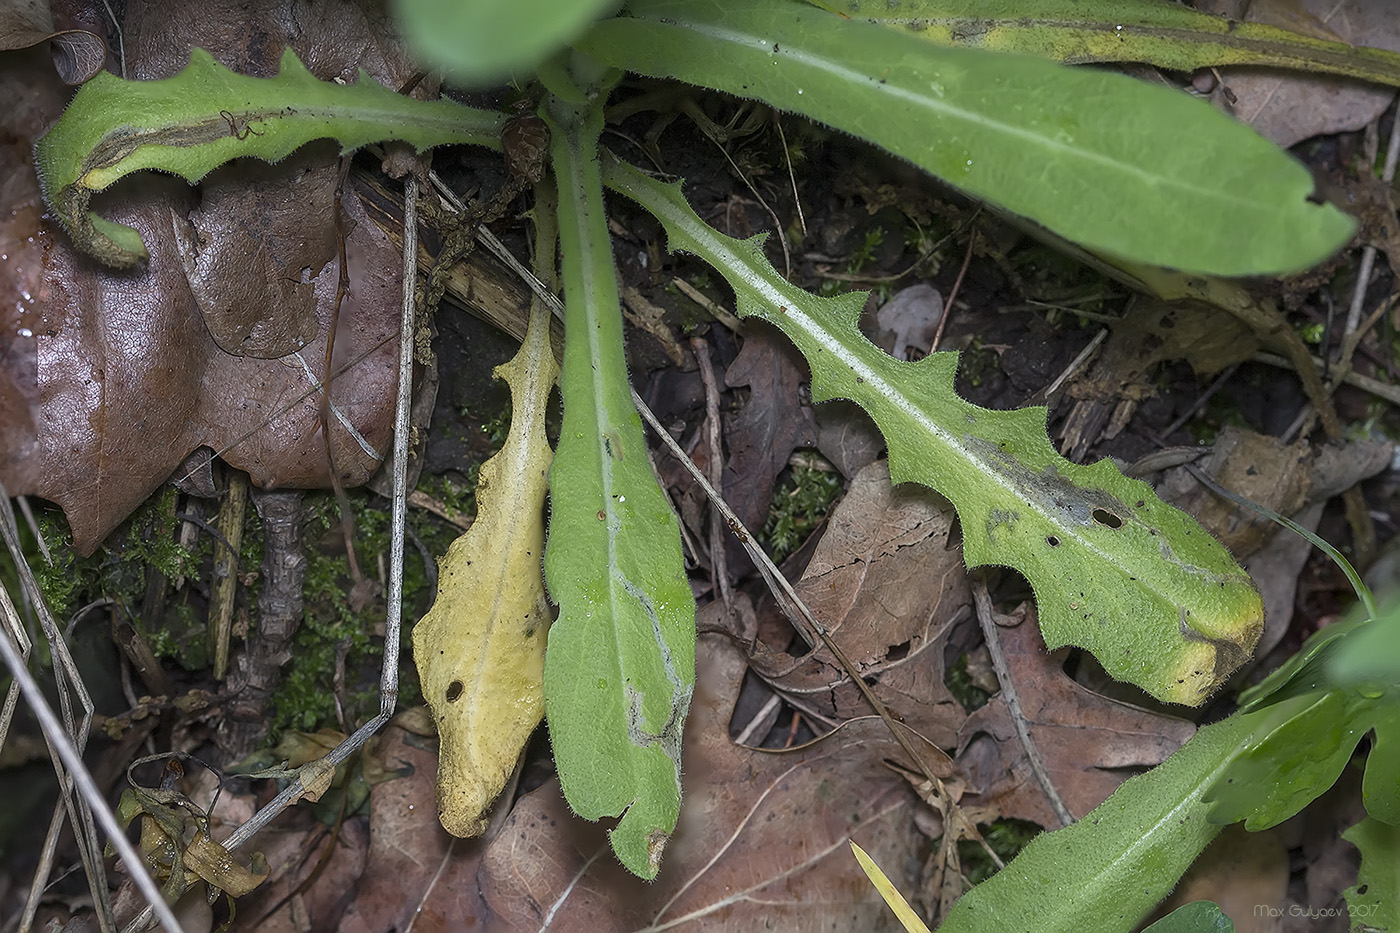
top-left (412, 300), bottom-right (557, 837)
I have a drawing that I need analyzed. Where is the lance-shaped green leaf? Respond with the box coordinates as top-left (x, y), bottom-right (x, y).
top-left (1202, 688), bottom-right (1392, 831)
top-left (542, 94), bottom-right (696, 879)
top-left (576, 0), bottom-right (1353, 276)
top-left (813, 0), bottom-right (1400, 89)
top-left (33, 47), bottom-right (506, 267)
top-left (936, 695), bottom-right (1312, 933)
top-left (606, 157), bottom-right (1262, 707)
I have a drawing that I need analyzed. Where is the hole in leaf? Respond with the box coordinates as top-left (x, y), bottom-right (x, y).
top-left (1046, 535), bottom-right (1060, 547)
top-left (1091, 508), bottom-right (1123, 528)
top-left (886, 639), bottom-right (911, 662)
top-left (446, 680), bottom-right (464, 702)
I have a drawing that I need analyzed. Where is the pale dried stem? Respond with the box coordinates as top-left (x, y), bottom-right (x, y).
top-left (1341, 105), bottom-right (1400, 340)
top-left (690, 335), bottom-right (735, 612)
top-left (126, 174), bottom-right (424, 933)
top-left (969, 577), bottom-right (1074, 829)
top-left (1, 485), bottom-right (182, 932)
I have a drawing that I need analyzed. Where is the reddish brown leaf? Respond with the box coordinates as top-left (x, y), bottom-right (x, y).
top-left (0, 0), bottom-right (434, 553)
top-left (956, 603), bottom-right (1196, 826)
top-left (750, 459), bottom-right (970, 752)
top-left (721, 326), bottom-right (819, 534)
top-left (0, 47), bottom-right (49, 495)
top-left (336, 716), bottom-right (488, 933)
top-left (477, 634), bottom-right (923, 932)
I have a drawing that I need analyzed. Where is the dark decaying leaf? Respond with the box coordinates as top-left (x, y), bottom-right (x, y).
top-left (748, 459), bottom-right (969, 751)
top-left (0, 0), bottom-right (437, 553)
top-left (477, 634), bottom-right (923, 932)
top-left (720, 328), bottom-right (820, 538)
top-left (0, 0), bottom-right (106, 83)
top-left (171, 147), bottom-right (338, 358)
top-left (957, 603), bottom-right (1197, 826)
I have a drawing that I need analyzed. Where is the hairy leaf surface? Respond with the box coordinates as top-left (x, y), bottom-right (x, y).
top-left (34, 47), bottom-right (505, 266)
top-left (817, 0), bottom-right (1400, 88)
top-left (936, 696), bottom-right (1310, 933)
top-left (607, 158), bottom-right (1262, 706)
top-left (412, 294), bottom-right (557, 838)
top-left (577, 0), bottom-right (1354, 276)
top-left (1143, 900), bottom-right (1234, 933)
top-left (543, 96), bottom-right (696, 880)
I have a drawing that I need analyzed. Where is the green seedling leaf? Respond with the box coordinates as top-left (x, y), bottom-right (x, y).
top-left (1207, 597), bottom-right (1400, 830)
top-left (1344, 818), bottom-right (1400, 931)
top-left (33, 47), bottom-right (506, 266)
top-left (606, 158), bottom-right (1261, 707)
top-left (1143, 901), bottom-right (1235, 933)
top-left (543, 91), bottom-right (696, 879)
top-left (937, 696), bottom-right (1310, 933)
top-left (817, 0), bottom-right (1400, 89)
top-left (1362, 718), bottom-right (1400, 827)
top-left (1203, 688), bottom-right (1390, 830)
top-left (1330, 596), bottom-right (1400, 693)
top-left (1236, 613), bottom-right (1371, 713)
top-left (577, 0), bottom-right (1354, 276)
top-left (412, 291), bottom-right (557, 837)
top-left (394, 0), bottom-right (618, 85)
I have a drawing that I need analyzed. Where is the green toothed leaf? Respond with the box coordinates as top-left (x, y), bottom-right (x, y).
top-left (34, 47), bottom-right (506, 266)
top-left (606, 156), bottom-right (1262, 707)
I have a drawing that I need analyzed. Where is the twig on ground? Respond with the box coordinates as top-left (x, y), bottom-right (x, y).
top-left (1025, 326), bottom-right (1108, 408)
top-left (929, 227), bottom-right (976, 354)
top-left (969, 577), bottom-right (1075, 829)
top-left (1162, 362), bottom-right (1242, 439)
top-left (774, 114), bottom-right (807, 240)
top-left (210, 470), bottom-right (248, 680)
top-left (1341, 109), bottom-right (1400, 340)
top-left (672, 276), bottom-right (744, 334)
top-left (1, 485), bottom-right (178, 933)
top-left (1253, 338), bottom-right (1400, 408)
top-left (691, 335), bottom-right (735, 613)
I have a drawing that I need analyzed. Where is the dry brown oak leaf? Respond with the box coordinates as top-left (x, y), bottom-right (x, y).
top-left (216, 711), bottom-right (468, 933)
top-left (957, 602), bottom-right (1197, 828)
top-left (0, 0), bottom-right (430, 554)
top-left (0, 0), bottom-right (106, 83)
top-left (721, 327), bottom-right (820, 538)
top-left (476, 633), bottom-right (925, 932)
top-left (747, 459), bottom-right (970, 752)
